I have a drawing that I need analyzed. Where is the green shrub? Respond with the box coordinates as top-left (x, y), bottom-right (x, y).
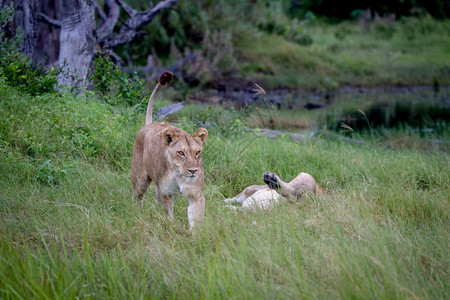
top-left (0, 3), bottom-right (59, 95)
top-left (0, 53), bottom-right (59, 95)
top-left (89, 51), bottom-right (147, 106)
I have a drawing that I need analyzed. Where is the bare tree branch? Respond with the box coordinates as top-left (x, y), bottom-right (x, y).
top-left (100, 0), bottom-right (178, 49)
top-left (96, 0), bottom-right (120, 42)
top-left (94, 1), bottom-right (107, 22)
top-left (117, 0), bottom-right (137, 17)
top-left (107, 49), bottom-right (124, 65)
top-left (38, 12), bottom-right (61, 28)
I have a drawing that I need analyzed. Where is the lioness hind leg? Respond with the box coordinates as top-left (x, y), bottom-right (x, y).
top-left (224, 185), bottom-right (267, 204)
top-left (132, 172), bottom-right (152, 201)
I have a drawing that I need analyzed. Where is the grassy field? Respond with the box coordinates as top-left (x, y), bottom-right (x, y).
top-left (1, 82), bottom-right (449, 299)
top-left (233, 17), bottom-right (450, 89)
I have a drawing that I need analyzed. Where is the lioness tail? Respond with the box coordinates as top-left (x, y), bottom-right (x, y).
top-left (145, 72), bottom-right (174, 125)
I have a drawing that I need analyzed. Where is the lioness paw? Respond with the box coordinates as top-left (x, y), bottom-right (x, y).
top-left (263, 171), bottom-right (280, 190)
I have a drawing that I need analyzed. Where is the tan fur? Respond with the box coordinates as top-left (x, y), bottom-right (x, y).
top-left (271, 172), bottom-right (326, 199)
top-left (225, 171), bottom-right (326, 209)
top-left (131, 73), bottom-right (208, 228)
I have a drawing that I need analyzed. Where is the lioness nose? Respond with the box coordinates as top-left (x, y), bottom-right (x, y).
top-left (188, 168), bottom-right (198, 174)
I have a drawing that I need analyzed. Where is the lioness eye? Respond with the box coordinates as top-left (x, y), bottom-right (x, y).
top-left (196, 151), bottom-right (201, 156)
top-left (177, 151), bottom-right (185, 157)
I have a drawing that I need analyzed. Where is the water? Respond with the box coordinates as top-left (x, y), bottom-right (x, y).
top-left (322, 86), bottom-right (450, 134)
top-left (215, 85), bottom-right (450, 135)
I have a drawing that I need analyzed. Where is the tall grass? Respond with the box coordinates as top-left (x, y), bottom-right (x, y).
top-left (0, 84), bottom-right (449, 298)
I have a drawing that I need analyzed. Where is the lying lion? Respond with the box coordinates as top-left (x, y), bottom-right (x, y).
top-left (225, 171), bottom-right (325, 210)
top-left (131, 72), bottom-right (208, 228)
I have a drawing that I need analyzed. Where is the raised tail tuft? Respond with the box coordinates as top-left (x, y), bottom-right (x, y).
top-left (145, 72), bottom-right (174, 125)
top-left (159, 72), bottom-right (174, 86)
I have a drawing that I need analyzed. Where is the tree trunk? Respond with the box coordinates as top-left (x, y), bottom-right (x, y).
top-left (1, 0), bottom-right (39, 59)
top-left (15, 0), bottom-right (39, 58)
top-left (57, 0), bottom-right (95, 88)
top-left (17, 0), bottom-right (177, 88)
top-left (35, 0), bottom-right (60, 65)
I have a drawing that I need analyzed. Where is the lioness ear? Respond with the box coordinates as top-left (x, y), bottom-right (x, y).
top-left (161, 127), bottom-right (179, 146)
top-left (194, 128), bottom-right (208, 144)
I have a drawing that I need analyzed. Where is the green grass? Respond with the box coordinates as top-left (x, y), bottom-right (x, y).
top-left (234, 18), bottom-right (450, 89)
top-left (1, 84), bottom-right (449, 298)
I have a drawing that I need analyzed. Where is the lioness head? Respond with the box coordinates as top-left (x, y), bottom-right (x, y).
top-left (161, 127), bottom-right (208, 177)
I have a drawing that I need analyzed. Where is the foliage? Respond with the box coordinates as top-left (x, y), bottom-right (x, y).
top-left (176, 29), bottom-right (237, 87)
top-left (256, 9), bottom-right (314, 45)
top-left (0, 3), bottom-right (59, 96)
top-left (0, 3), bottom-right (21, 53)
top-left (116, 0), bottom-right (450, 90)
top-left (89, 50), bottom-right (147, 106)
top-left (0, 53), bottom-right (59, 95)
top-left (287, 0), bottom-right (450, 20)
top-left (2, 1), bottom-right (449, 93)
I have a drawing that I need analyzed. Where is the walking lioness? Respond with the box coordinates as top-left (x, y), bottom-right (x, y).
top-left (131, 72), bottom-right (208, 228)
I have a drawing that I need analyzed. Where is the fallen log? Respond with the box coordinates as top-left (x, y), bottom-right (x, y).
top-left (155, 102), bottom-right (184, 121)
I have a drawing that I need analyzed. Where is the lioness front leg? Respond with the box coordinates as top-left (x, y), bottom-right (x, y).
top-left (185, 187), bottom-right (205, 228)
top-left (156, 188), bottom-right (174, 218)
top-left (187, 196), bottom-right (205, 228)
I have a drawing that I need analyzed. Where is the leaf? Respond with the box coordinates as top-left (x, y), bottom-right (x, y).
top-left (38, 159), bottom-right (51, 170)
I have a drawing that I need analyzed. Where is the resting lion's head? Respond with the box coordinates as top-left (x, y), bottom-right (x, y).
top-left (161, 126), bottom-right (208, 178)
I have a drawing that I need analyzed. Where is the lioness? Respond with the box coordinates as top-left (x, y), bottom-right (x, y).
top-left (225, 171), bottom-right (325, 210)
top-left (131, 72), bottom-right (208, 228)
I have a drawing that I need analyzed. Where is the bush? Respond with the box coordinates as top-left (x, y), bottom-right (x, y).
top-left (0, 3), bottom-right (59, 95)
top-left (89, 50), bottom-right (147, 106)
top-left (287, 0), bottom-right (450, 20)
top-left (0, 53), bottom-right (59, 95)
